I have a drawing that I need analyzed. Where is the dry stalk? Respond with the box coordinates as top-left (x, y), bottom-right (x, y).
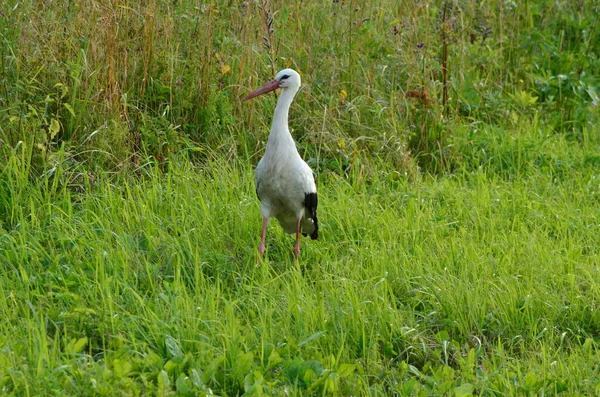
top-left (258, 1), bottom-right (277, 75)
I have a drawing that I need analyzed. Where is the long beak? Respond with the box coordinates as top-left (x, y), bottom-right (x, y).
top-left (242, 79), bottom-right (280, 101)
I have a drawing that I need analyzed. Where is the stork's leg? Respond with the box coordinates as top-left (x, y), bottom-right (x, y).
top-left (293, 217), bottom-right (302, 260)
top-left (258, 217), bottom-right (268, 257)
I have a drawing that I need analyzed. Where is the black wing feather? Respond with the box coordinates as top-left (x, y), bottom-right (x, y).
top-left (302, 192), bottom-right (319, 240)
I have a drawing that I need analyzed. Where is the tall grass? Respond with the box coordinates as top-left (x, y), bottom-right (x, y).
top-left (1, 0), bottom-right (600, 395)
top-left (2, 0), bottom-right (596, 173)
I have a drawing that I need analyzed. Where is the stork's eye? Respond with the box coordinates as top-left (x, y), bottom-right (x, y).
top-left (280, 74), bottom-right (290, 80)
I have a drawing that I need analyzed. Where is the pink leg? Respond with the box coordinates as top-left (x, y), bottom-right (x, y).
top-left (293, 218), bottom-right (302, 260)
top-left (258, 217), bottom-right (268, 257)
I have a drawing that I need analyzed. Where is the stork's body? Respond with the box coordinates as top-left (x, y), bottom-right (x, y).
top-left (243, 69), bottom-right (318, 260)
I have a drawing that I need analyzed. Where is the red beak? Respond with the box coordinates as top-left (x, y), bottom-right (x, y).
top-left (242, 79), bottom-right (280, 101)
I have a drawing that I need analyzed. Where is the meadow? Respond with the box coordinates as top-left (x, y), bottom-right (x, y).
top-left (1, 0), bottom-right (599, 395)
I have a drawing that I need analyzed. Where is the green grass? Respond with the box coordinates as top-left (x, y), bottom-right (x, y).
top-left (1, 0), bottom-right (600, 395)
top-left (2, 127), bottom-right (600, 395)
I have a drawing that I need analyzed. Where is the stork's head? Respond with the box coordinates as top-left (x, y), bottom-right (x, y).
top-left (242, 69), bottom-right (301, 101)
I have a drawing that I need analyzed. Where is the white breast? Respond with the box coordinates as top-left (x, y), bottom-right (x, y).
top-left (255, 151), bottom-right (316, 233)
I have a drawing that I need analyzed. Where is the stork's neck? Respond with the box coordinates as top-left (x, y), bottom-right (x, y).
top-left (266, 87), bottom-right (299, 155)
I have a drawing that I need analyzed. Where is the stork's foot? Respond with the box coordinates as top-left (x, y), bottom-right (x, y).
top-left (293, 242), bottom-right (300, 261)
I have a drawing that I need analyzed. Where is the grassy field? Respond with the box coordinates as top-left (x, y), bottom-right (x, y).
top-left (1, 0), bottom-right (600, 395)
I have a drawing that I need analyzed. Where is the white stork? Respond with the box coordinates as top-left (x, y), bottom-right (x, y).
top-left (242, 69), bottom-right (318, 260)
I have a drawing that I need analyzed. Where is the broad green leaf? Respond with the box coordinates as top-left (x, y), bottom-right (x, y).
top-left (165, 335), bottom-right (182, 358)
top-left (49, 118), bottom-right (60, 139)
top-left (112, 358), bottom-right (133, 378)
top-left (64, 103), bottom-right (76, 117)
top-left (337, 363), bottom-right (355, 377)
top-left (454, 383), bottom-right (474, 397)
top-left (190, 368), bottom-right (205, 389)
top-left (267, 349), bottom-right (282, 370)
top-left (157, 370), bottom-right (171, 392)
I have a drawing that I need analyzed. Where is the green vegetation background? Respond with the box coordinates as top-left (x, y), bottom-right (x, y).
top-left (0, 0), bottom-right (599, 395)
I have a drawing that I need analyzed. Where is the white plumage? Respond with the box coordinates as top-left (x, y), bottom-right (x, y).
top-left (242, 69), bottom-right (319, 260)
